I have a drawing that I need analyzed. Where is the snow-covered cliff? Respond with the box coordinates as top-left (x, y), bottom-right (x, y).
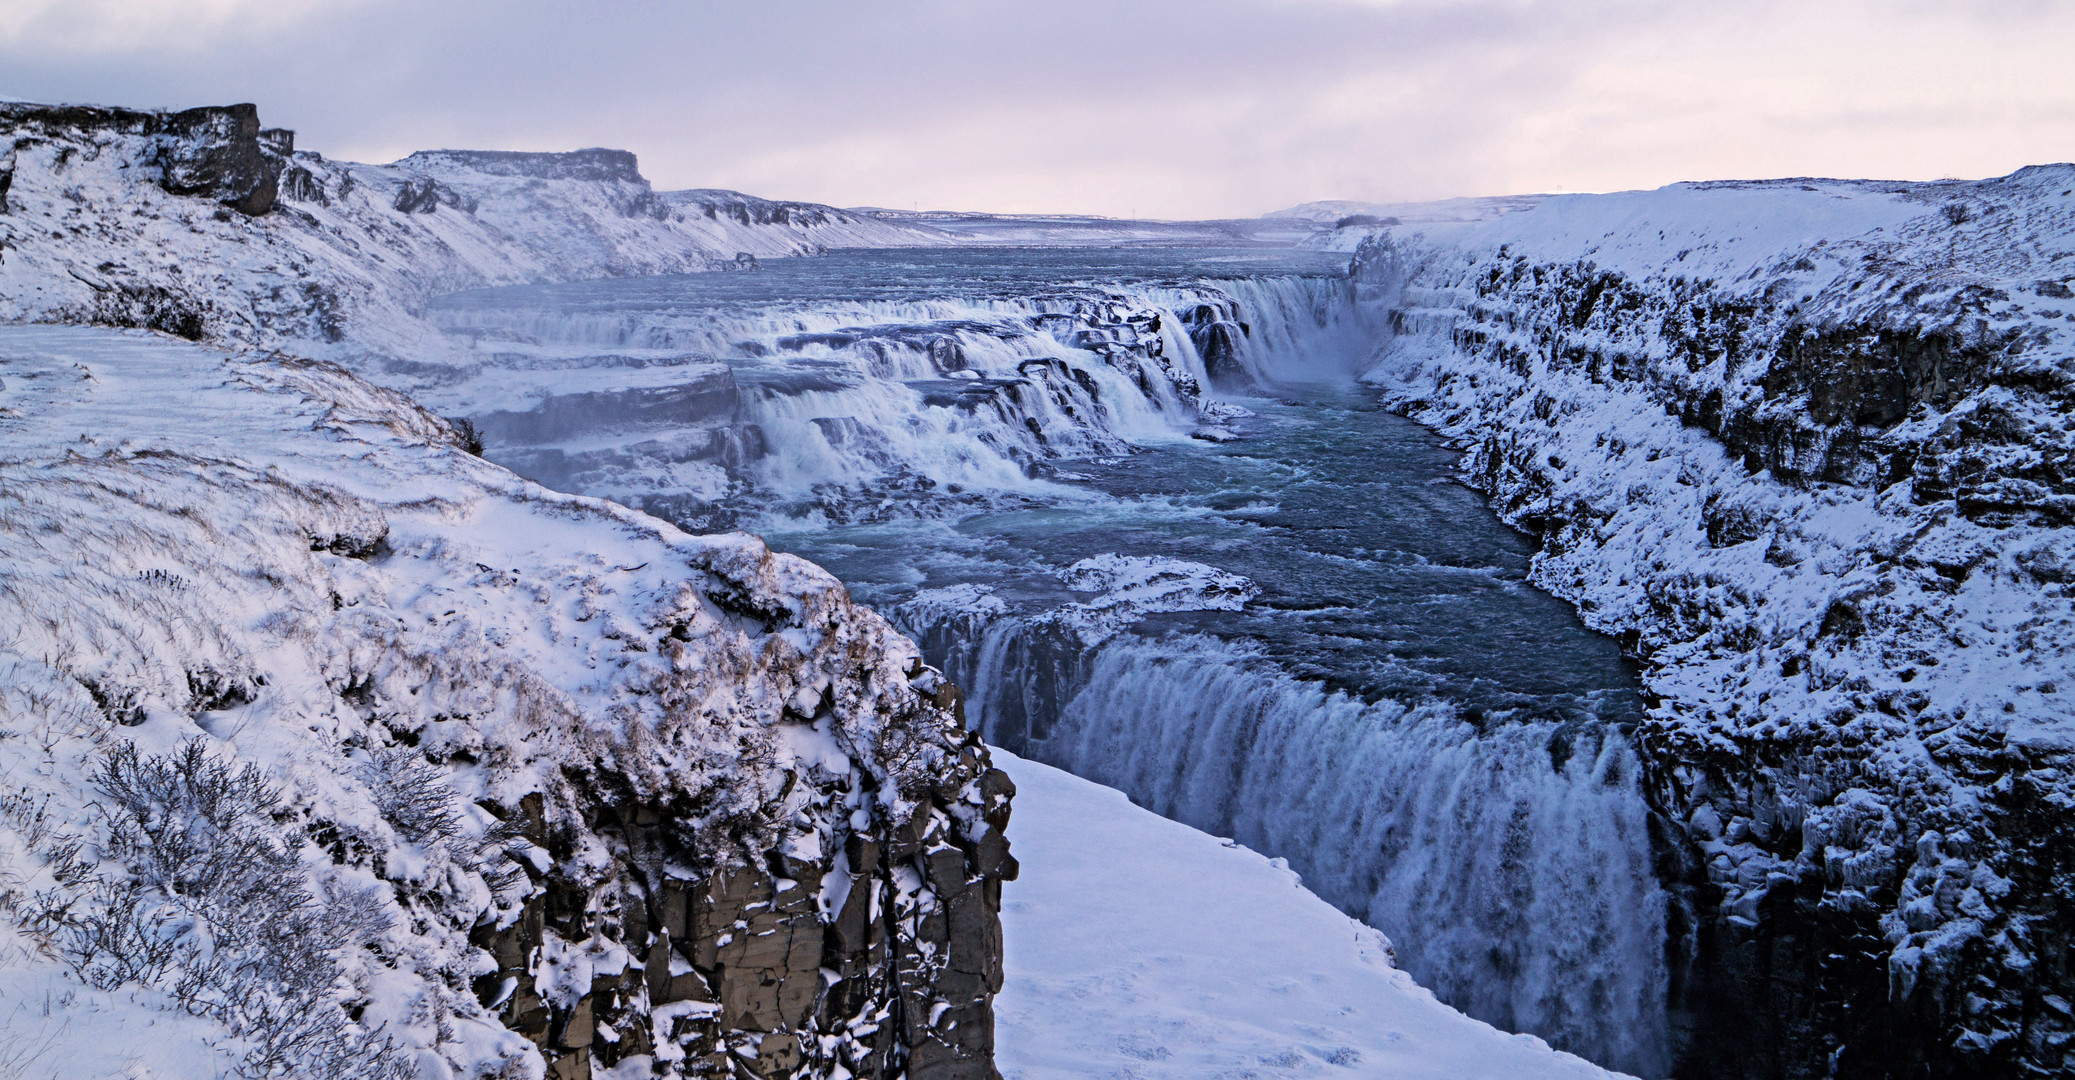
top-left (0, 324), bottom-right (1013, 1080)
top-left (1352, 167), bottom-right (2075, 1078)
top-left (0, 102), bottom-right (957, 365)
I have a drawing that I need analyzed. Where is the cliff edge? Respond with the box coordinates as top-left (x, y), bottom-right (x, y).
top-left (1353, 168), bottom-right (2075, 1078)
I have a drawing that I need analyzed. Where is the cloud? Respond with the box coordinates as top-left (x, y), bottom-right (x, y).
top-left (0, 0), bottom-right (374, 51)
top-left (2, 0), bottom-right (2070, 216)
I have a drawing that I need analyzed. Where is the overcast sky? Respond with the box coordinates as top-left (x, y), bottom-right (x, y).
top-left (4, 0), bottom-right (2071, 218)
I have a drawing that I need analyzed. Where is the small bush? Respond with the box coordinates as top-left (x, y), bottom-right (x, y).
top-left (58, 739), bottom-right (415, 1080)
top-left (362, 748), bottom-right (464, 846)
top-left (361, 748), bottom-right (530, 896)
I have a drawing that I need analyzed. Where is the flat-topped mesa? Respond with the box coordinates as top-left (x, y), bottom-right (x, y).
top-left (395, 147), bottom-right (648, 185)
top-left (0, 100), bottom-right (290, 215)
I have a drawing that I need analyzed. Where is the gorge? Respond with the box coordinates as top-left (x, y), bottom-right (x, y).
top-left (2, 100), bottom-right (2070, 1080)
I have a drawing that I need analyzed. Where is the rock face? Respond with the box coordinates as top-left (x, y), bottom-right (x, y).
top-left (1352, 168), bottom-right (2075, 1078)
top-left (0, 325), bottom-right (1014, 1079)
top-left (0, 101), bottom-right (288, 215)
top-left (1172, 299), bottom-right (1253, 387)
top-left (400, 148), bottom-right (648, 185)
top-left (472, 730), bottom-right (1014, 1080)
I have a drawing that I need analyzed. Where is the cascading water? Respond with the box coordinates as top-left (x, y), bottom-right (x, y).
top-left (912, 616), bottom-right (1669, 1075)
top-left (425, 248), bottom-right (1673, 1077)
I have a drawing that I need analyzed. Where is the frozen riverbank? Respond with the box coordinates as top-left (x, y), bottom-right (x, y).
top-left (991, 751), bottom-right (1620, 1080)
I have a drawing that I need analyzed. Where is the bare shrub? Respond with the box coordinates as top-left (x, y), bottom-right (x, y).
top-left (362, 748), bottom-right (464, 845)
top-left (55, 739), bottom-right (416, 1080)
top-left (362, 748), bottom-right (530, 897)
top-left (64, 881), bottom-right (182, 990)
top-left (95, 739), bottom-right (297, 903)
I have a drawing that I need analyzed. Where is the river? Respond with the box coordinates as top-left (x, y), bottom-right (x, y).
top-left (428, 247), bottom-right (1673, 1076)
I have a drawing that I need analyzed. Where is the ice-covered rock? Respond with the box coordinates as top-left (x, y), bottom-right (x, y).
top-left (1355, 166), bottom-right (2075, 1078)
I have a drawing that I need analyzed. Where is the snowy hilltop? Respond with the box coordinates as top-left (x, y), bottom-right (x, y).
top-left (1351, 167), bottom-right (2075, 1078)
top-left (0, 102), bottom-right (957, 364)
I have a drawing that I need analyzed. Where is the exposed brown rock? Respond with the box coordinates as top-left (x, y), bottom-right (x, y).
top-left (470, 730), bottom-right (1011, 1079)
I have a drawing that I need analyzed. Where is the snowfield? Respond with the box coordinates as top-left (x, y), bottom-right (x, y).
top-left (992, 751), bottom-right (1620, 1080)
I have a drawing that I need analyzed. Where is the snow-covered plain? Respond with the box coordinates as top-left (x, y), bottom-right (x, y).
top-left (991, 751), bottom-right (1618, 1080)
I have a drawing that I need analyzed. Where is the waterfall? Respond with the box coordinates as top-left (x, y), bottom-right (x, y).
top-left (429, 253), bottom-right (1673, 1077)
top-left (428, 271), bottom-right (1367, 514)
top-left (906, 610), bottom-right (1672, 1078)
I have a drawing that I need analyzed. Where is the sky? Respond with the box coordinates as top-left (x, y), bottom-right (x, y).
top-left (3, 0), bottom-right (2072, 219)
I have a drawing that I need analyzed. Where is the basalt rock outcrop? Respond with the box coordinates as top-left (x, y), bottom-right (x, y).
top-left (0, 100), bottom-right (289, 216)
top-left (471, 741), bottom-right (1015, 1080)
top-left (1353, 167), bottom-right (2075, 1078)
top-left (1172, 298), bottom-right (1254, 387)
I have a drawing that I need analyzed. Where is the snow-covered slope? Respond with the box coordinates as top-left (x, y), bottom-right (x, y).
top-left (1269, 194), bottom-right (1549, 231)
top-left (0, 324), bottom-right (1011, 1080)
top-left (844, 208), bottom-right (1316, 247)
top-left (992, 751), bottom-right (1620, 1080)
top-left (0, 102), bottom-right (958, 366)
top-left (1353, 167), bottom-right (2075, 1078)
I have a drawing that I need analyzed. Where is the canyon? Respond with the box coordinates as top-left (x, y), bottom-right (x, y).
top-left (3, 99), bottom-right (2070, 1080)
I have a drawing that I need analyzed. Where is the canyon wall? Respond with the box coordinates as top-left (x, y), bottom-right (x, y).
top-left (1351, 168), bottom-right (2075, 1078)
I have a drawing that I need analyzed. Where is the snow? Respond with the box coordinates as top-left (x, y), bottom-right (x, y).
top-left (992, 751), bottom-right (1621, 1080)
